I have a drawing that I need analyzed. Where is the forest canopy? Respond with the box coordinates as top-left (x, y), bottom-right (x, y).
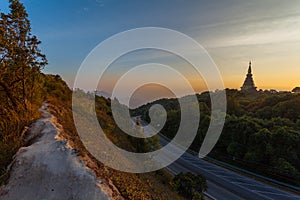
top-left (133, 89), bottom-right (300, 186)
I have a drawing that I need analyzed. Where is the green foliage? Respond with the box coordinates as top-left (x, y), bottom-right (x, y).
top-left (273, 158), bottom-right (300, 178)
top-left (132, 123), bottom-right (161, 153)
top-left (172, 172), bottom-right (207, 199)
top-left (134, 90), bottom-right (300, 186)
top-left (227, 142), bottom-right (246, 159)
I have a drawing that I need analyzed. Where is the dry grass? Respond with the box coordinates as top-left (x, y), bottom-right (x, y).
top-left (0, 103), bottom-right (41, 184)
top-left (0, 71), bottom-right (185, 199)
top-left (47, 96), bottom-right (185, 200)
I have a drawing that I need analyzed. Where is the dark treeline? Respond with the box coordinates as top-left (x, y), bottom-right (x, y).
top-left (133, 89), bottom-right (300, 186)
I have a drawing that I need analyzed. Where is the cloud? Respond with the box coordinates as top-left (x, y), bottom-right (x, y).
top-left (195, 12), bottom-right (300, 49)
top-left (181, 0), bottom-right (300, 49)
top-left (95, 0), bottom-right (104, 7)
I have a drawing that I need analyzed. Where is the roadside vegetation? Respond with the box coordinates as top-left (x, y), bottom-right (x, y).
top-left (172, 172), bottom-right (207, 200)
top-left (133, 89), bottom-right (300, 187)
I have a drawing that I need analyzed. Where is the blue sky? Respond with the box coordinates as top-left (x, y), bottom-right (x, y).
top-left (1, 0), bottom-right (300, 95)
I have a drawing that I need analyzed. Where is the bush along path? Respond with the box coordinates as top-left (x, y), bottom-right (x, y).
top-left (0, 102), bottom-right (117, 200)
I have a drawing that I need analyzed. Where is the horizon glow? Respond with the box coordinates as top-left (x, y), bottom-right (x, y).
top-left (1, 0), bottom-right (300, 99)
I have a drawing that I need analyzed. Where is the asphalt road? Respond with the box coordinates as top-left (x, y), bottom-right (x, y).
top-left (138, 118), bottom-right (300, 200)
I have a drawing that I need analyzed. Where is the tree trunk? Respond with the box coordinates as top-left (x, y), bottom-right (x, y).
top-left (22, 65), bottom-right (27, 110)
top-left (0, 81), bottom-right (18, 107)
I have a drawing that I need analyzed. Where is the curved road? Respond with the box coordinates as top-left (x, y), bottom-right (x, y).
top-left (138, 118), bottom-right (300, 200)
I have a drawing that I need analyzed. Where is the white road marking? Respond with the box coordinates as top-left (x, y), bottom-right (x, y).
top-left (257, 191), bottom-right (300, 198)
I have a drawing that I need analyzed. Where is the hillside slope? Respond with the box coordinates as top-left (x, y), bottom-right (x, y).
top-left (0, 103), bottom-right (118, 200)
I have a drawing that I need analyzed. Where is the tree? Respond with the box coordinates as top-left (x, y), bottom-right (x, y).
top-left (274, 158), bottom-right (300, 178)
top-left (245, 128), bottom-right (272, 163)
top-left (292, 87), bottom-right (300, 93)
top-left (131, 118), bottom-right (161, 153)
top-left (172, 172), bottom-right (207, 200)
top-left (0, 0), bottom-right (47, 110)
top-left (0, 0), bottom-right (47, 181)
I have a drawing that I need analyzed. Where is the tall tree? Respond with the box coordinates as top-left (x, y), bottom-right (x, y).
top-left (0, 0), bottom-right (47, 110)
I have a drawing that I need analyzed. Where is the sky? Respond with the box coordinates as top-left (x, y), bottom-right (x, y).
top-left (1, 0), bottom-right (300, 105)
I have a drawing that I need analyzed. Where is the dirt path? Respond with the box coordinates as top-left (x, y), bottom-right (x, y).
top-left (0, 103), bottom-right (113, 200)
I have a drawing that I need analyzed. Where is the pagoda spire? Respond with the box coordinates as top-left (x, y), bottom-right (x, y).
top-left (241, 61), bottom-right (257, 93)
top-left (248, 61), bottom-right (252, 74)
